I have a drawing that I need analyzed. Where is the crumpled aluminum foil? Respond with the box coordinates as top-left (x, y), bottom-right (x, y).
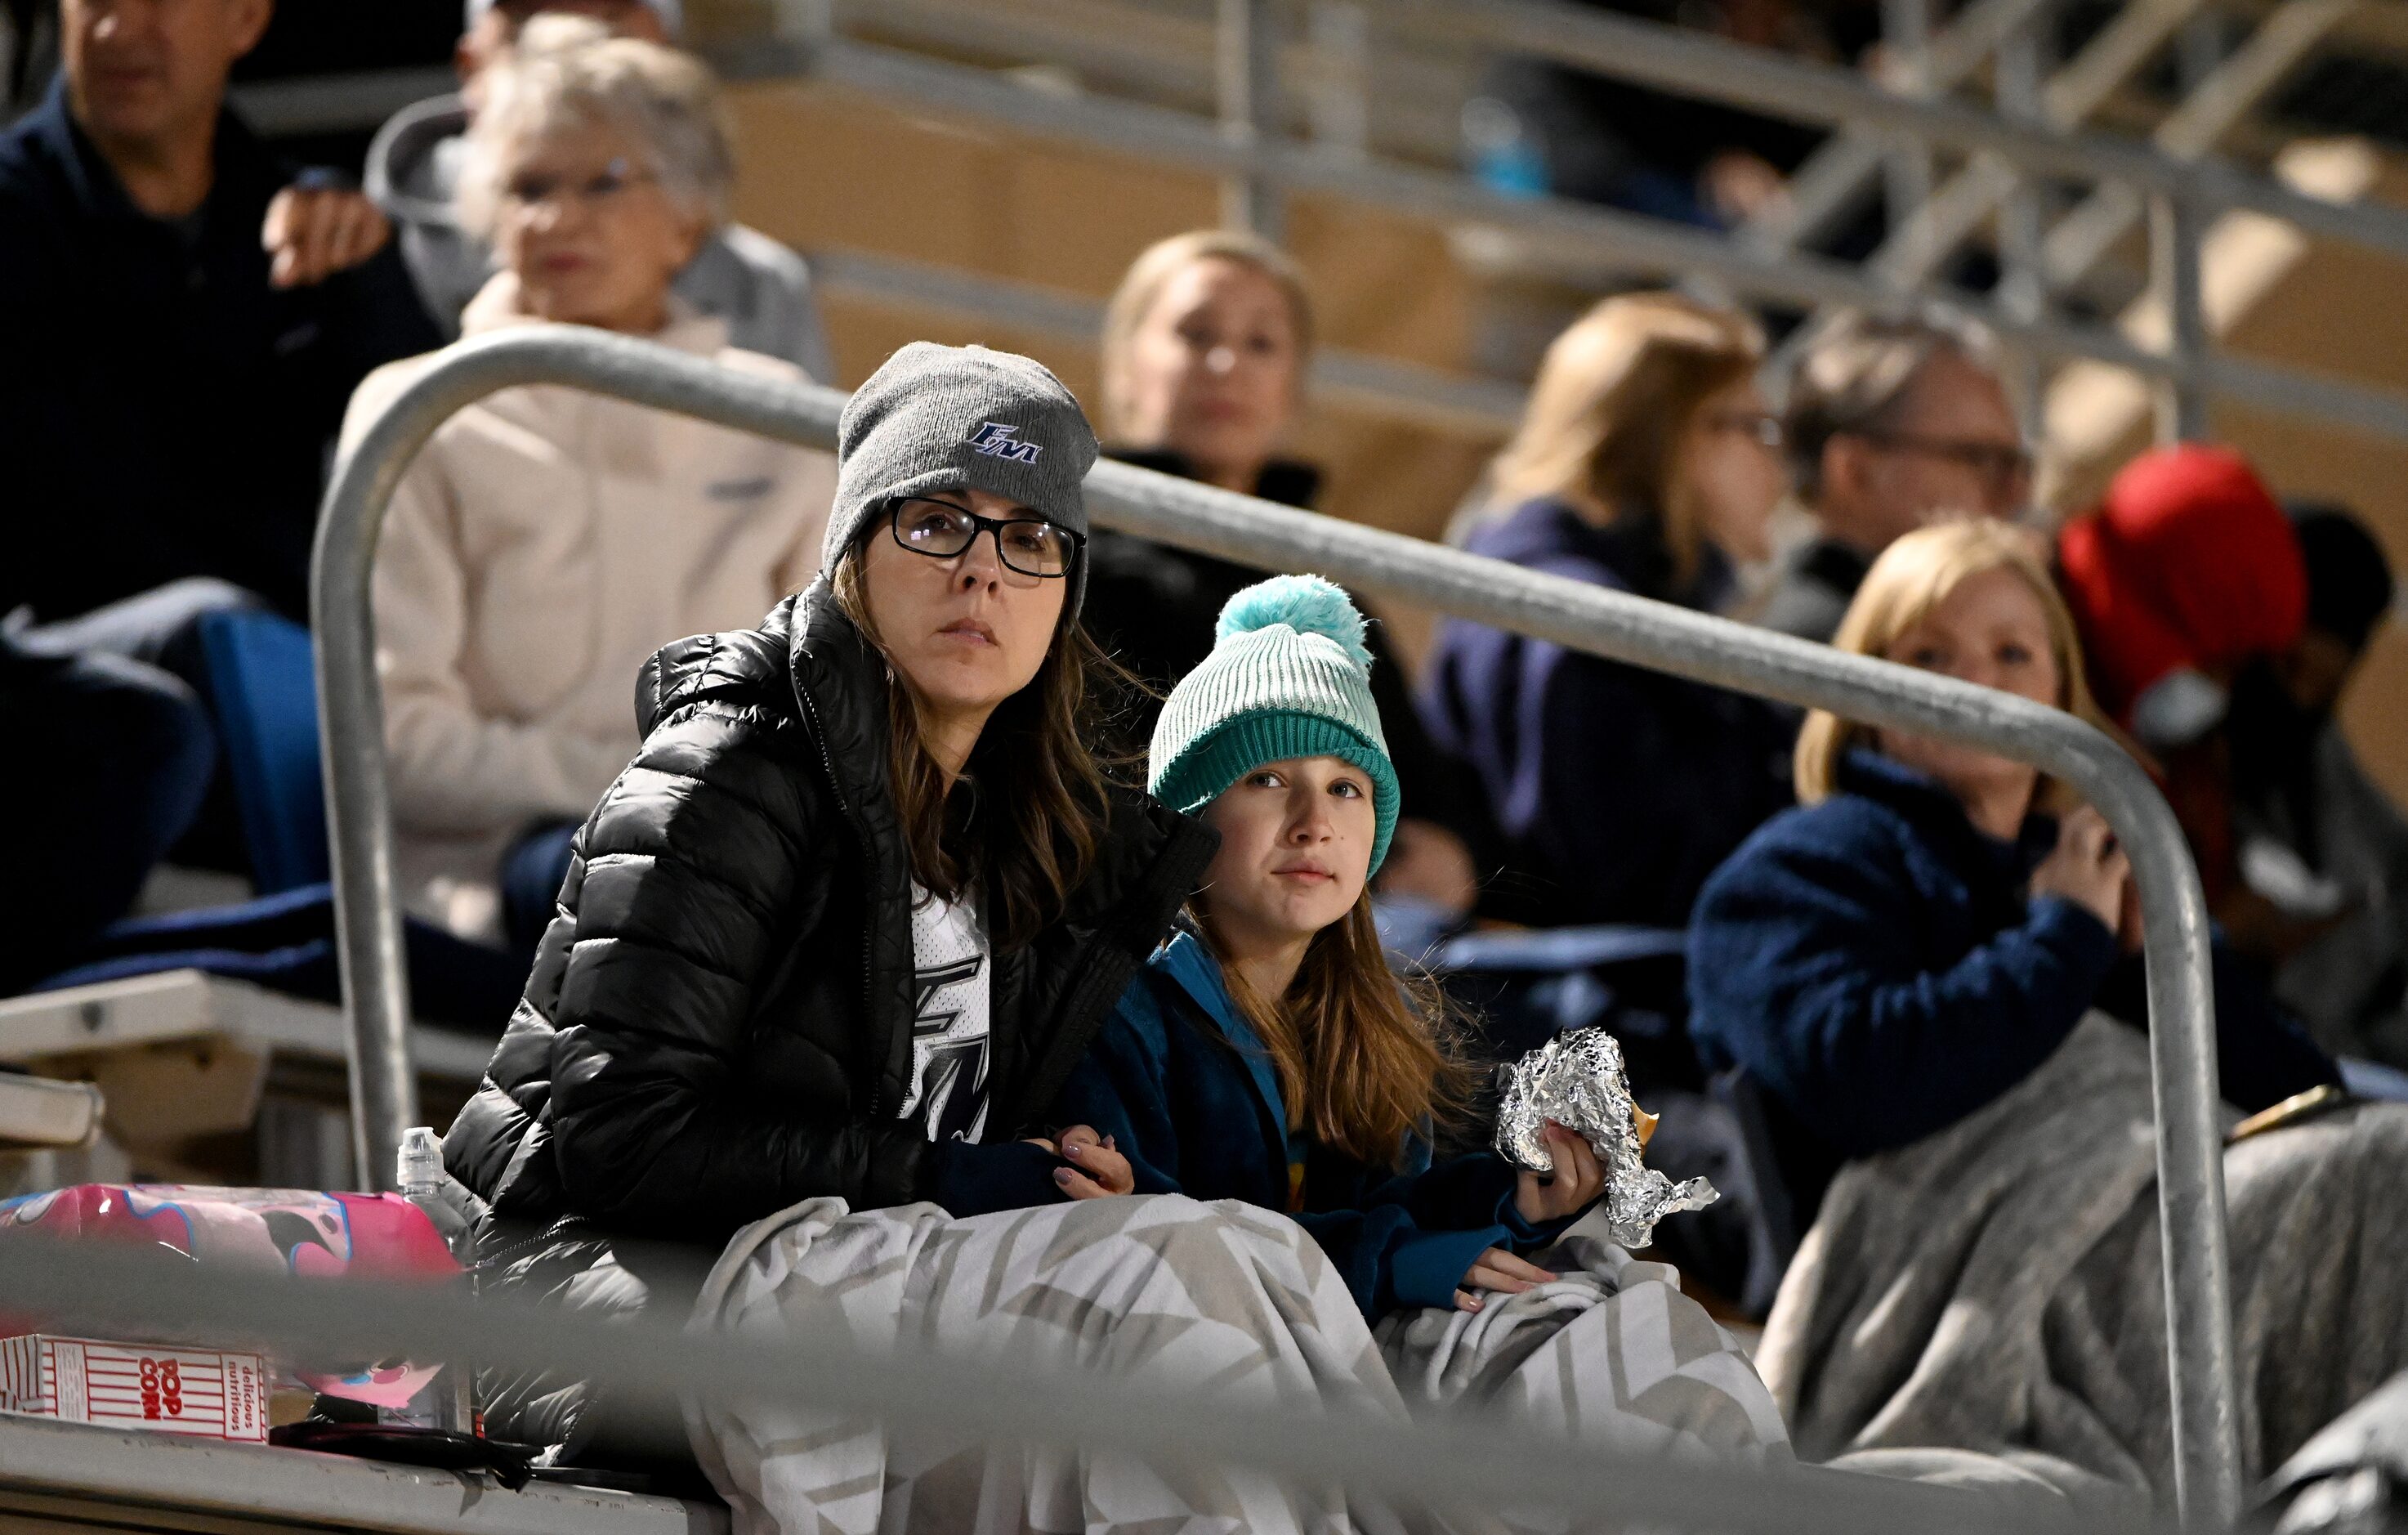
top-left (1494, 1028), bottom-right (1718, 1250)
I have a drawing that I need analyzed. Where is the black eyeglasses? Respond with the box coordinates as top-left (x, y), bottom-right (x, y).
top-left (1849, 429), bottom-right (2034, 497)
top-left (887, 497), bottom-right (1083, 580)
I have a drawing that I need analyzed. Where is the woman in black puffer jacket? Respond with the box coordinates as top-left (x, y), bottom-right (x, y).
top-left (440, 342), bottom-right (1216, 1471)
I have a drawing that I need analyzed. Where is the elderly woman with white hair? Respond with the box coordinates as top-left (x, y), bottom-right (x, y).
top-left (341, 19), bottom-right (836, 955)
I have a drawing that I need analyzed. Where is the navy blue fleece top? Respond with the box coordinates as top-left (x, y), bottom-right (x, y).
top-left (1419, 498), bottom-right (1792, 928)
top-left (1052, 931), bottom-right (1560, 1318)
top-left (1687, 750), bottom-right (2339, 1215)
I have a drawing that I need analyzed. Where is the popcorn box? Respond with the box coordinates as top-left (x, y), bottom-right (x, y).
top-left (0, 1334), bottom-right (268, 1442)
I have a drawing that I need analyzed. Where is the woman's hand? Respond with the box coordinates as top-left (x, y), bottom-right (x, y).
top-left (1454, 1248), bottom-right (1559, 1313)
top-left (1048, 1125), bottom-right (1135, 1199)
top-left (2031, 805), bottom-right (2131, 931)
top-left (1513, 1120), bottom-right (1606, 1226)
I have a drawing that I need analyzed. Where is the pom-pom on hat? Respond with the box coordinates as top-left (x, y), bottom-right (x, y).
top-left (1148, 575), bottom-right (1401, 874)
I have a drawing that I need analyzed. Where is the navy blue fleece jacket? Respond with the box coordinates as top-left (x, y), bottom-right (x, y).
top-left (1051, 931), bottom-right (1561, 1319)
top-left (1419, 499), bottom-right (1792, 929)
top-left (1687, 750), bottom-right (2339, 1216)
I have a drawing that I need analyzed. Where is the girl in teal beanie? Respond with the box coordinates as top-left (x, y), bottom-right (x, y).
top-left (1057, 574), bottom-right (1600, 1311)
top-left (1029, 576), bottom-right (1788, 1468)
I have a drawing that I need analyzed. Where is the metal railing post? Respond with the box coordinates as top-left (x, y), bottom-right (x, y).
top-left (315, 329), bottom-right (2245, 1518)
top-left (1217, 0), bottom-right (1284, 239)
top-left (1995, 0), bottom-right (2051, 430)
top-left (1879, 0), bottom-right (1935, 277)
top-left (2154, 184), bottom-right (2211, 441)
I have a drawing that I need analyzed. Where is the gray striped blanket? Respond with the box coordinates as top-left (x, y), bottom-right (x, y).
top-left (686, 1193), bottom-right (1786, 1535)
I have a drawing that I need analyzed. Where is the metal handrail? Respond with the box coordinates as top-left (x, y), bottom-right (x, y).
top-left (315, 327), bottom-right (2243, 1524)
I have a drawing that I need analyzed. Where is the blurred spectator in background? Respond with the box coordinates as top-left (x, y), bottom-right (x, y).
top-left (1422, 293), bottom-right (1794, 929)
top-left (2054, 445), bottom-right (2307, 909)
top-left (1761, 309), bottom-right (2027, 643)
top-left (1, 0), bottom-right (436, 628)
top-left (1689, 524), bottom-right (2399, 1500)
top-left (1463, 0), bottom-right (1829, 226)
top-left (1080, 229), bottom-right (1502, 920)
top-left (1, 0), bottom-right (438, 947)
top-left (2225, 505), bottom-right (2408, 1070)
top-left (365, 0), bottom-right (832, 380)
top-left (348, 20), bottom-right (834, 951)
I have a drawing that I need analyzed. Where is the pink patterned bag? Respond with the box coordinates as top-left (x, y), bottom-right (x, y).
top-left (1, 1184), bottom-right (460, 1408)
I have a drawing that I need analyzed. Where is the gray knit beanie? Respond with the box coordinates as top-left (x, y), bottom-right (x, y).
top-left (824, 342), bottom-right (1100, 615)
top-left (1150, 575), bottom-right (1401, 873)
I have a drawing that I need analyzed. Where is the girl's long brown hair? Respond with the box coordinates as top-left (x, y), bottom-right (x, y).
top-left (1195, 897), bottom-right (1473, 1169)
top-left (831, 549), bottom-right (1115, 951)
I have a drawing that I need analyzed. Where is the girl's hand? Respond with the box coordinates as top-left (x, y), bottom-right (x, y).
top-left (2031, 805), bottom-right (2130, 931)
top-left (1513, 1120), bottom-right (1606, 1226)
top-left (1052, 1125), bottom-right (1135, 1199)
top-left (1454, 1248), bottom-right (1558, 1312)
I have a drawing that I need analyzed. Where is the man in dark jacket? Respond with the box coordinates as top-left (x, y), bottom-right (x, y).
top-left (1760, 311), bottom-right (2029, 645)
top-left (2227, 505), bottom-right (2408, 1070)
top-left (0, 0), bottom-right (437, 625)
top-left (0, 0), bottom-right (438, 961)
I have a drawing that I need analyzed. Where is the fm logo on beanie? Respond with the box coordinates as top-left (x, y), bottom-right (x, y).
top-left (966, 422), bottom-right (1043, 464)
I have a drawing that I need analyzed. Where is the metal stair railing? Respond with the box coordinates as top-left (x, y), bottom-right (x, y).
top-left (1736, 0), bottom-right (2067, 260)
top-left (773, 10), bottom-right (2408, 445)
top-left (2039, 0), bottom-right (2365, 297)
top-left (315, 326), bottom-right (2249, 1525)
top-left (1847, 0), bottom-right (2358, 322)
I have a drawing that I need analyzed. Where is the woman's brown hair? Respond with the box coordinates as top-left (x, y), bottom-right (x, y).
top-left (830, 547), bottom-right (1115, 952)
top-left (1195, 895), bottom-right (1472, 1169)
top-left (1486, 292), bottom-right (1764, 587)
top-left (1099, 229), bottom-right (1316, 444)
top-left (1795, 517), bottom-right (2114, 814)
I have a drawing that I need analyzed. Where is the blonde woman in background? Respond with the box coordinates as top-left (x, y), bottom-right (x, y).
top-left (1082, 229), bottom-right (1501, 918)
top-left (342, 20), bottom-right (835, 954)
top-left (1419, 292), bottom-right (1792, 930)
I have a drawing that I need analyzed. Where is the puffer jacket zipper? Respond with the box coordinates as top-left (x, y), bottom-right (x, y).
top-left (789, 669), bottom-right (888, 1118)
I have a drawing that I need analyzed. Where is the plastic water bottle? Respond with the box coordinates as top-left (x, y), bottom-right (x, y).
top-left (395, 1126), bottom-right (475, 1436)
top-left (397, 1127), bottom-right (445, 1203)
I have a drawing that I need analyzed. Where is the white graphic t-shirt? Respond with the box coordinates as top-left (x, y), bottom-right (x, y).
top-left (897, 883), bottom-right (992, 1144)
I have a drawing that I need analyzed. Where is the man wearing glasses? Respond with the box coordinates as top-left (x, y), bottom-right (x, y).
top-left (1761, 310), bottom-right (2031, 645)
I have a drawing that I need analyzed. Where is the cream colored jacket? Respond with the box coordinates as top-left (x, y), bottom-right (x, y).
top-left (343, 278), bottom-right (835, 941)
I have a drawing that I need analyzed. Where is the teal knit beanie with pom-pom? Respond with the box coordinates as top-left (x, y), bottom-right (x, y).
top-left (1149, 575), bottom-right (1401, 873)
